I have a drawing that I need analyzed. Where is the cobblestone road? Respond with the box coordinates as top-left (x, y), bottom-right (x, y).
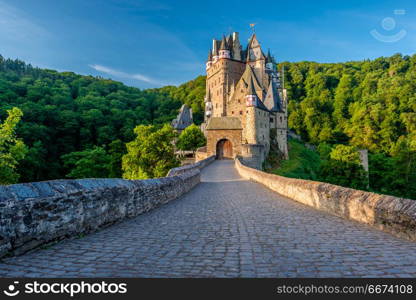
top-left (1, 160), bottom-right (416, 278)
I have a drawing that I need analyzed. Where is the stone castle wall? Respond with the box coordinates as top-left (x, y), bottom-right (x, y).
top-left (206, 129), bottom-right (242, 158)
top-left (0, 156), bottom-right (215, 258)
top-left (235, 157), bottom-right (416, 241)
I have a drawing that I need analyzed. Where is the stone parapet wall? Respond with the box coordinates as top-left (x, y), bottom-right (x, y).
top-left (167, 155), bottom-right (215, 177)
top-left (195, 147), bottom-right (208, 162)
top-left (235, 157), bottom-right (416, 242)
top-left (0, 159), bottom-right (213, 258)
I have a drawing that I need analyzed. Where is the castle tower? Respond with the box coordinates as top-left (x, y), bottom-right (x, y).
top-left (197, 32), bottom-right (288, 167)
top-left (206, 50), bottom-right (212, 70)
top-left (245, 77), bottom-right (260, 144)
top-left (206, 34), bottom-right (246, 118)
top-left (219, 36), bottom-right (230, 59)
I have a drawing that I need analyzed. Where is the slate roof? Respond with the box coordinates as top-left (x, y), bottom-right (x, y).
top-left (171, 104), bottom-right (193, 130)
top-left (220, 36), bottom-right (228, 50)
top-left (264, 79), bottom-right (283, 112)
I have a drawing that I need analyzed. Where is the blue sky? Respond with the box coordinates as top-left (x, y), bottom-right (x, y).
top-left (1, 0), bottom-right (415, 88)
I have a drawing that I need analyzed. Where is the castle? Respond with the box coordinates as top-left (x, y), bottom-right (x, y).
top-left (197, 32), bottom-right (288, 168)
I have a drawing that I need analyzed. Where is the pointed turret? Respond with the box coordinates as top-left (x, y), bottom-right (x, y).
top-left (266, 49), bottom-right (273, 63)
top-left (245, 77), bottom-right (261, 108)
top-left (219, 35), bottom-right (230, 59)
top-left (226, 34), bottom-right (233, 47)
top-left (207, 49), bottom-right (212, 61)
top-left (246, 33), bottom-right (265, 62)
top-left (247, 77), bottom-right (257, 97)
top-left (264, 79), bottom-right (282, 112)
top-left (219, 35), bottom-right (228, 50)
top-left (206, 49), bottom-right (213, 69)
top-left (266, 49), bottom-right (274, 72)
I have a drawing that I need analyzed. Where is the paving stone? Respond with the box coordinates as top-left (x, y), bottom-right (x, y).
top-left (0, 161), bottom-right (415, 277)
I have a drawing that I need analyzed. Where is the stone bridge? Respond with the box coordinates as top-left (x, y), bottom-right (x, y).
top-left (1, 160), bottom-right (416, 278)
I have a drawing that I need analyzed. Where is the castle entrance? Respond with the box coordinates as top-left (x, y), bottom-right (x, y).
top-left (216, 139), bottom-right (233, 159)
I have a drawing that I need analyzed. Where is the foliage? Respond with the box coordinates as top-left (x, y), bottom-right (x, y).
top-left (1, 53), bottom-right (415, 198)
top-left (319, 145), bottom-right (368, 190)
top-left (0, 55), bottom-right (201, 182)
top-left (176, 124), bottom-right (206, 152)
top-left (282, 55), bottom-right (415, 155)
top-left (122, 124), bottom-right (179, 179)
top-left (61, 146), bottom-right (111, 179)
top-left (151, 76), bottom-right (206, 124)
top-left (108, 139), bottom-right (126, 178)
top-left (264, 128), bottom-right (285, 169)
top-left (280, 55), bottom-right (416, 199)
top-left (329, 144), bottom-right (361, 164)
top-left (0, 107), bottom-right (27, 184)
top-left (318, 159), bottom-right (368, 190)
top-left (268, 139), bottom-right (321, 180)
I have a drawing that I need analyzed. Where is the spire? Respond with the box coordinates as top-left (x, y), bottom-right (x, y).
top-left (207, 49), bottom-right (212, 61)
top-left (266, 49), bottom-right (273, 63)
top-left (227, 34), bottom-right (233, 49)
top-left (264, 79), bottom-right (282, 112)
top-left (219, 35), bottom-right (231, 59)
top-left (247, 33), bottom-right (256, 48)
top-left (247, 76), bottom-right (257, 97)
top-left (219, 35), bottom-right (228, 50)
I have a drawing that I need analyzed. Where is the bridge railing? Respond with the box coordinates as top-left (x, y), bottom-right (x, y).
top-left (0, 157), bottom-right (214, 258)
top-left (167, 155), bottom-right (215, 177)
top-left (235, 157), bottom-right (416, 242)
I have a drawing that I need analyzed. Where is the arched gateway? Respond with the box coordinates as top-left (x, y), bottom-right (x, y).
top-left (216, 139), bottom-right (233, 159)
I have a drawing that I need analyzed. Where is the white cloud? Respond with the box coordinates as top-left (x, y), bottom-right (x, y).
top-left (89, 64), bottom-right (163, 85)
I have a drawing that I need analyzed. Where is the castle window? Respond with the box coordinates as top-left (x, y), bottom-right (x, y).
top-left (216, 103), bottom-right (218, 108)
top-left (280, 116), bottom-right (282, 122)
top-left (232, 111), bottom-right (234, 114)
top-left (239, 111), bottom-right (243, 115)
top-left (270, 118), bottom-right (274, 122)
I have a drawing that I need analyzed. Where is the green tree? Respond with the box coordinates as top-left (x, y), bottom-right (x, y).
top-left (108, 139), bottom-right (126, 178)
top-left (176, 124), bottom-right (206, 153)
top-left (122, 124), bottom-right (179, 179)
top-left (333, 74), bottom-right (353, 130)
top-left (61, 146), bottom-right (111, 178)
top-left (0, 107), bottom-right (27, 184)
top-left (319, 145), bottom-right (367, 190)
top-left (329, 144), bottom-right (361, 164)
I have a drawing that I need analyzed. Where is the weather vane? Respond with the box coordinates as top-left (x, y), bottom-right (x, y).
top-left (249, 23), bottom-right (256, 34)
